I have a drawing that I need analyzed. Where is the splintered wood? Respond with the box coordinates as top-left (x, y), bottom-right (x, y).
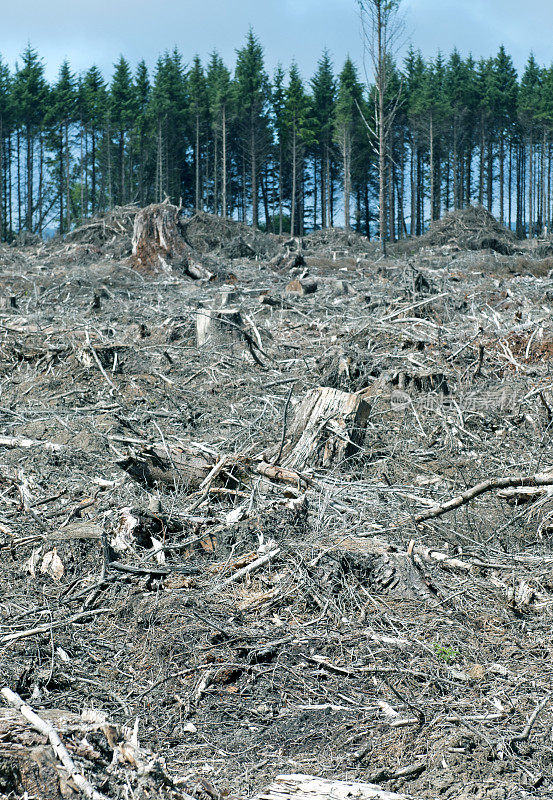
top-left (254, 774), bottom-right (421, 800)
top-left (279, 386), bottom-right (370, 469)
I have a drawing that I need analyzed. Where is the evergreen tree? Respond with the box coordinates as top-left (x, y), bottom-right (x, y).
top-left (12, 45), bottom-right (48, 231)
top-left (234, 29), bottom-right (270, 227)
top-left (519, 54), bottom-right (543, 235)
top-left (0, 57), bottom-right (12, 240)
top-left (333, 57), bottom-right (363, 230)
top-left (284, 63), bottom-right (316, 235)
top-left (82, 65), bottom-right (107, 214)
top-left (50, 60), bottom-right (76, 232)
top-left (187, 56), bottom-right (209, 211)
top-left (311, 50), bottom-right (336, 229)
top-left (110, 56), bottom-right (136, 205)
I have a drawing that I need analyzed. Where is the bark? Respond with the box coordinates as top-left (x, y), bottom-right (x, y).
top-left (276, 386), bottom-right (371, 470)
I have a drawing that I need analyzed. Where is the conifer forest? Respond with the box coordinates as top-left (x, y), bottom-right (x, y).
top-left (1, 32), bottom-right (551, 241)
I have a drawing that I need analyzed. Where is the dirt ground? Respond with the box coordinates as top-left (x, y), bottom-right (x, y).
top-left (3, 209), bottom-right (553, 800)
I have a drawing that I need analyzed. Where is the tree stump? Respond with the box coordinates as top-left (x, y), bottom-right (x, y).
top-left (279, 386), bottom-right (370, 470)
top-left (131, 202), bottom-right (213, 279)
top-left (131, 202), bottom-right (188, 270)
top-left (196, 307), bottom-right (245, 349)
top-left (285, 278), bottom-right (318, 296)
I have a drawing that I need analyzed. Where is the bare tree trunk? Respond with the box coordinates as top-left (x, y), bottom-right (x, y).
top-left (429, 114), bottom-right (435, 221)
top-left (26, 126), bottom-right (33, 231)
top-left (291, 122), bottom-right (297, 236)
top-left (222, 105), bottom-right (227, 219)
top-left (195, 114), bottom-right (201, 211)
top-left (251, 123), bottom-right (258, 229)
top-left (377, 0), bottom-right (387, 252)
top-left (499, 131), bottom-right (505, 223)
top-left (529, 131), bottom-right (534, 238)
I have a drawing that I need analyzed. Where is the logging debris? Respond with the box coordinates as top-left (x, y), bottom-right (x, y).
top-left (3, 207), bottom-right (553, 800)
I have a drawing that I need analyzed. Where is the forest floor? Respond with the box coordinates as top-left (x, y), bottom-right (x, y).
top-left (3, 207), bottom-right (553, 800)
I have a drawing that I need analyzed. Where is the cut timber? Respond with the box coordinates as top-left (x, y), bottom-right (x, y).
top-left (279, 386), bottom-right (370, 470)
top-left (117, 444), bottom-right (235, 491)
top-left (285, 278), bottom-right (318, 296)
top-left (253, 774), bottom-right (420, 800)
top-left (196, 307), bottom-right (245, 348)
top-left (132, 202), bottom-right (213, 279)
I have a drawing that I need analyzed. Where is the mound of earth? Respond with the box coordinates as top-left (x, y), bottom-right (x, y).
top-left (422, 205), bottom-right (517, 254)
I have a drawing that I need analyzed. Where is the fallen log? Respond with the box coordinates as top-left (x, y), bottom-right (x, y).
top-left (253, 773), bottom-right (422, 800)
top-left (409, 467), bottom-right (553, 524)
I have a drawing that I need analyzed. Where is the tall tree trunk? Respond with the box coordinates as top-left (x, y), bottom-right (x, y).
top-left (479, 115), bottom-right (485, 206)
top-left (195, 114), bottom-right (201, 211)
top-left (429, 114), bottom-right (435, 221)
top-left (343, 128), bottom-right (350, 231)
top-left (291, 123), bottom-right (297, 236)
top-left (499, 131), bottom-right (505, 223)
top-left (66, 122), bottom-right (71, 232)
top-left (222, 106), bottom-right (227, 219)
top-left (251, 122), bottom-right (258, 229)
top-left (26, 126), bottom-right (33, 231)
top-left (529, 131), bottom-right (534, 238)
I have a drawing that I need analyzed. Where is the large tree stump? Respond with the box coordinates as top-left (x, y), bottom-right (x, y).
top-left (196, 307), bottom-right (245, 349)
top-left (279, 387), bottom-right (370, 470)
top-left (131, 202), bottom-right (213, 279)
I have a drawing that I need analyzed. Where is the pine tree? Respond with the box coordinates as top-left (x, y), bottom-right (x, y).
top-left (519, 55), bottom-right (543, 235)
top-left (50, 60), bottom-right (76, 232)
top-left (234, 29), bottom-right (270, 227)
top-left (110, 56), bottom-right (136, 206)
top-left (334, 58), bottom-right (363, 230)
top-left (271, 64), bottom-right (286, 232)
top-left (187, 56), bottom-right (209, 212)
top-left (82, 65), bottom-right (107, 215)
top-left (489, 46), bottom-right (518, 223)
top-left (0, 57), bottom-right (12, 240)
top-left (206, 52), bottom-right (231, 216)
top-left (12, 45), bottom-right (48, 231)
top-left (311, 50), bottom-right (336, 229)
top-left (284, 63), bottom-right (316, 235)
top-left (133, 60), bottom-right (152, 205)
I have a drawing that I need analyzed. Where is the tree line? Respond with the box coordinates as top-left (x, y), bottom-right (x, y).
top-left (0, 32), bottom-right (551, 242)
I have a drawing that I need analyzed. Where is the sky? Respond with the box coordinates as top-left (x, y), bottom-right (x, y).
top-left (1, 0), bottom-right (553, 84)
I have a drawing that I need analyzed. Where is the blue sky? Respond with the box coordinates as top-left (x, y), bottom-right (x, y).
top-left (1, 0), bottom-right (552, 83)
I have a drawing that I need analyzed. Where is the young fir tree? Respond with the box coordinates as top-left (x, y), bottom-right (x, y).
top-left (12, 45), bottom-right (48, 232)
top-left (234, 29), bottom-right (270, 227)
top-left (311, 50), bottom-right (336, 229)
top-left (333, 57), bottom-right (363, 230)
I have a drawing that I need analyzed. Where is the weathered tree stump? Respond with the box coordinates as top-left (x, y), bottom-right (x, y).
top-left (131, 202), bottom-right (213, 279)
top-left (279, 386), bottom-right (370, 470)
top-left (285, 278), bottom-right (318, 296)
top-left (196, 307), bottom-right (245, 349)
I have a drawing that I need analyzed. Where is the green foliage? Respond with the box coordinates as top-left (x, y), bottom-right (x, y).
top-left (433, 643), bottom-right (458, 663)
